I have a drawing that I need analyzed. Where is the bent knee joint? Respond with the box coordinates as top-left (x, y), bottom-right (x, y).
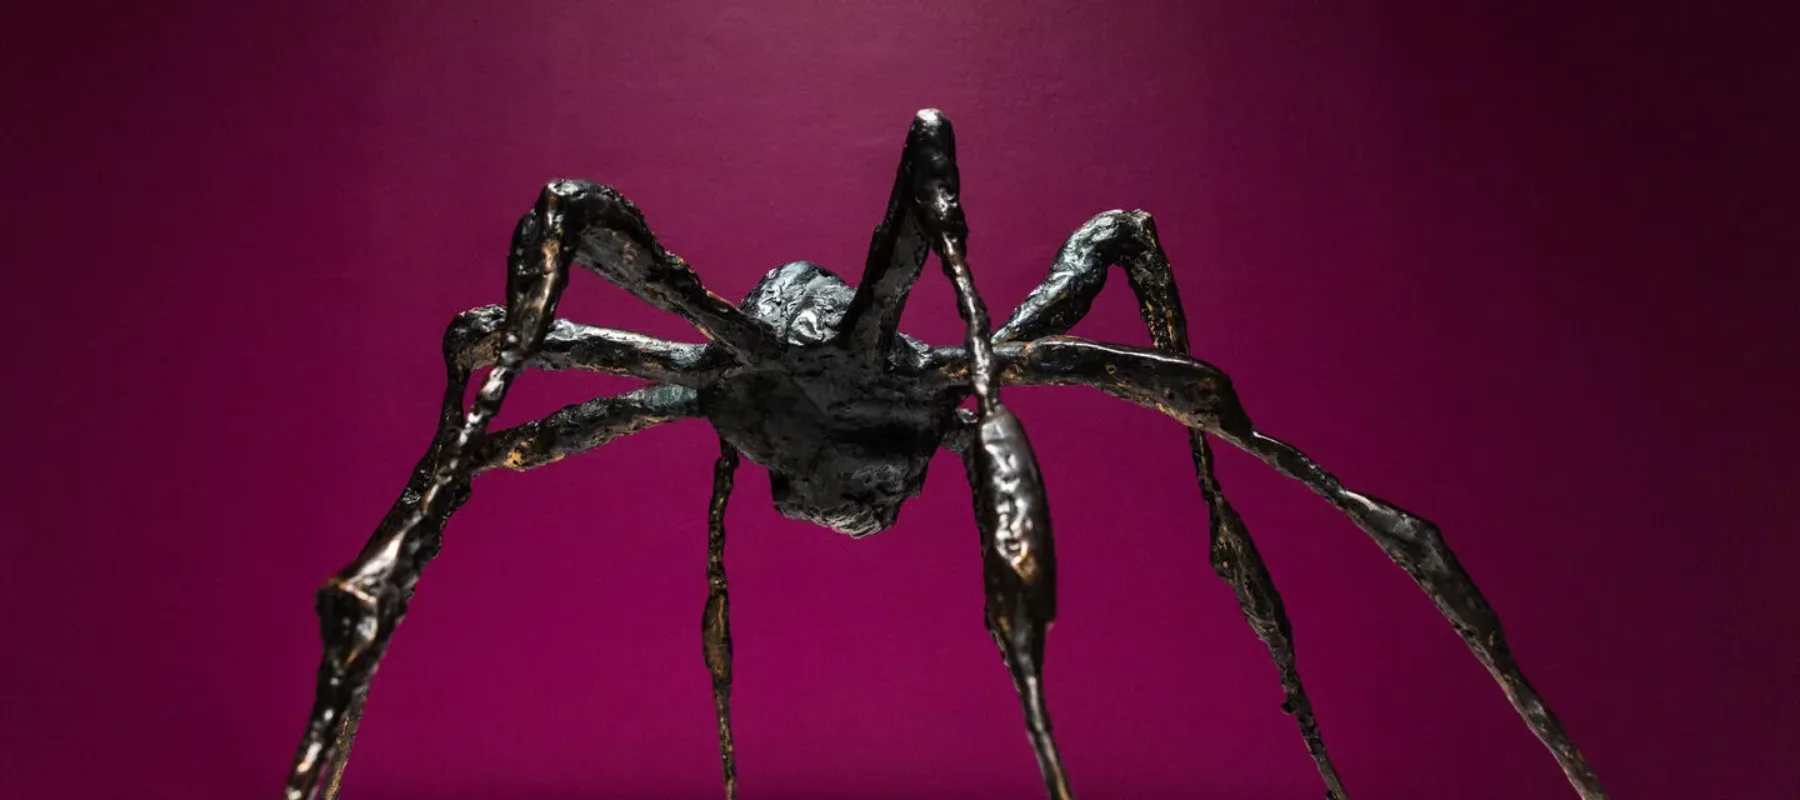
top-left (443, 307), bottom-right (506, 370)
top-left (316, 576), bottom-right (384, 660)
top-left (538, 180), bottom-right (650, 241)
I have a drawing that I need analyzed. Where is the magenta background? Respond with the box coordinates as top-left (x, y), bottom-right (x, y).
top-left (3, 2), bottom-right (1795, 798)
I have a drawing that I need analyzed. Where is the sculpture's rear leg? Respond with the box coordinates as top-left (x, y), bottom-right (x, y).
top-left (993, 211), bottom-right (1348, 797)
top-left (970, 337), bottom-right (1608, 800)
top-left (284, 182), bottom-right (713, 800)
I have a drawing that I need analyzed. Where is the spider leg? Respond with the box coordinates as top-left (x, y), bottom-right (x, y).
top-left (937, 337), bottom-right (1607, 800)
top-left (991, 211), bottom-right (1348, 797)
top-left (310, 382), bottom-right (699, 797)
top-left (446, 304), bottom-right (715, 388)
top-left (991, 210), bottom-right (1183, 348)
top-left (957, 404), bottom-right (1070, 800)
top-left (474, 384), bottom-right (700, 474)
top-left (877, 109), bottom-right (1075, 799)
top-left (284, 182), bottom-right (713, 800)
top-left (833, 117), bottom-right (936, 357)
top-left (527, 180), bottom-right (776, 360)
top-left (702, 440), bottom-right (741, 799)
top-left (836, 108), bottom-right (1012, 365)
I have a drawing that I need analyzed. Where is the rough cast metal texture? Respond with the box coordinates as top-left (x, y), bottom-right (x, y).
top-left (282, 110), bottom-right (1608, 800)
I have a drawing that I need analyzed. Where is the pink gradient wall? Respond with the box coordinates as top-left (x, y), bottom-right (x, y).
top-left (4, 2), bottom-right (1795, 797)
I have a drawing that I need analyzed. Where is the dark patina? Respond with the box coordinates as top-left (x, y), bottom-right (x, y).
top-left (283, 110), bottom-right (1608, 800)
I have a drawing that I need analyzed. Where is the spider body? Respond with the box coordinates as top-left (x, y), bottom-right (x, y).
top-left (707, 261), bottom-right (955, 535)
top-left (284, 110), bottom-right (1608, 800)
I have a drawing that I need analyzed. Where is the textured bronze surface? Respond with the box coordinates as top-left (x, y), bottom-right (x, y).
top-left (991, 209), bottom-right (1346, 798)
top-left (283, 110), bottom-right (1607, 800)
top-left (704, 440), bottom-right (740, 799)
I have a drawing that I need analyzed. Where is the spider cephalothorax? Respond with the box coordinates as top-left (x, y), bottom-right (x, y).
top-left (283, 110), bottom-right (1608, 800)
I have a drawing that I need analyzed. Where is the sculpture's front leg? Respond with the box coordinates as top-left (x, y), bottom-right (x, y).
top-left (283, 182), bottom-right (715, 800)
top-left (882, 109), bottom-right (1076, 799)
top-left (960, 406), bottom-right (1072, 800)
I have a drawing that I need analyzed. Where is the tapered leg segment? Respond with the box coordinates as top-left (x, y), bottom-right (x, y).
top-left (964, 407), bottom-right (1071, 800)
top-left (1192, 431), bottom-right (1346, 799)
top-left (951, 336), bottom-right (1606, 799)
top-left (703, 440), bottom-right (741, 799)
top-left (892, 109), bottom-right (1076, 799)
top-left (1219, 428), bottom-right (1606, 800)
top-left (994, 209), bottom-right (1348, 796)
top-left (287, 338), bottom-right (484, 800)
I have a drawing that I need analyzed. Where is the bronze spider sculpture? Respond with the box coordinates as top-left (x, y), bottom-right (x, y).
top-left (283, 109), bottom-right (1606, 800)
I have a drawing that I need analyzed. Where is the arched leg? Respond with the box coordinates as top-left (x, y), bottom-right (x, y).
top-left (702, 440), bottom-right (741, 799)
top-left (992, 210), bottom-right (1348, 797)
top-left (536, 180), bottom-right (774, 359)
top-left (283, 182), bottom-right (715, 800)
top-left (991, 210), bottom-right (1183, 349)
top-left (951, 337), bottom-right (1608, 800)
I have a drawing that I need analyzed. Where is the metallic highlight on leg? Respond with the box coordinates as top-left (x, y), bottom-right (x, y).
top-left (1191, 431), bottom-right (1346, 799)
top-left (703, 440), bottom-right (741, 799)
top-left (943, 336), bottom-right (1607, 800)
top-left (965, 407), bottom-right (1072, 800)
top-left (990, 209), bottom-right (1351, 797)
